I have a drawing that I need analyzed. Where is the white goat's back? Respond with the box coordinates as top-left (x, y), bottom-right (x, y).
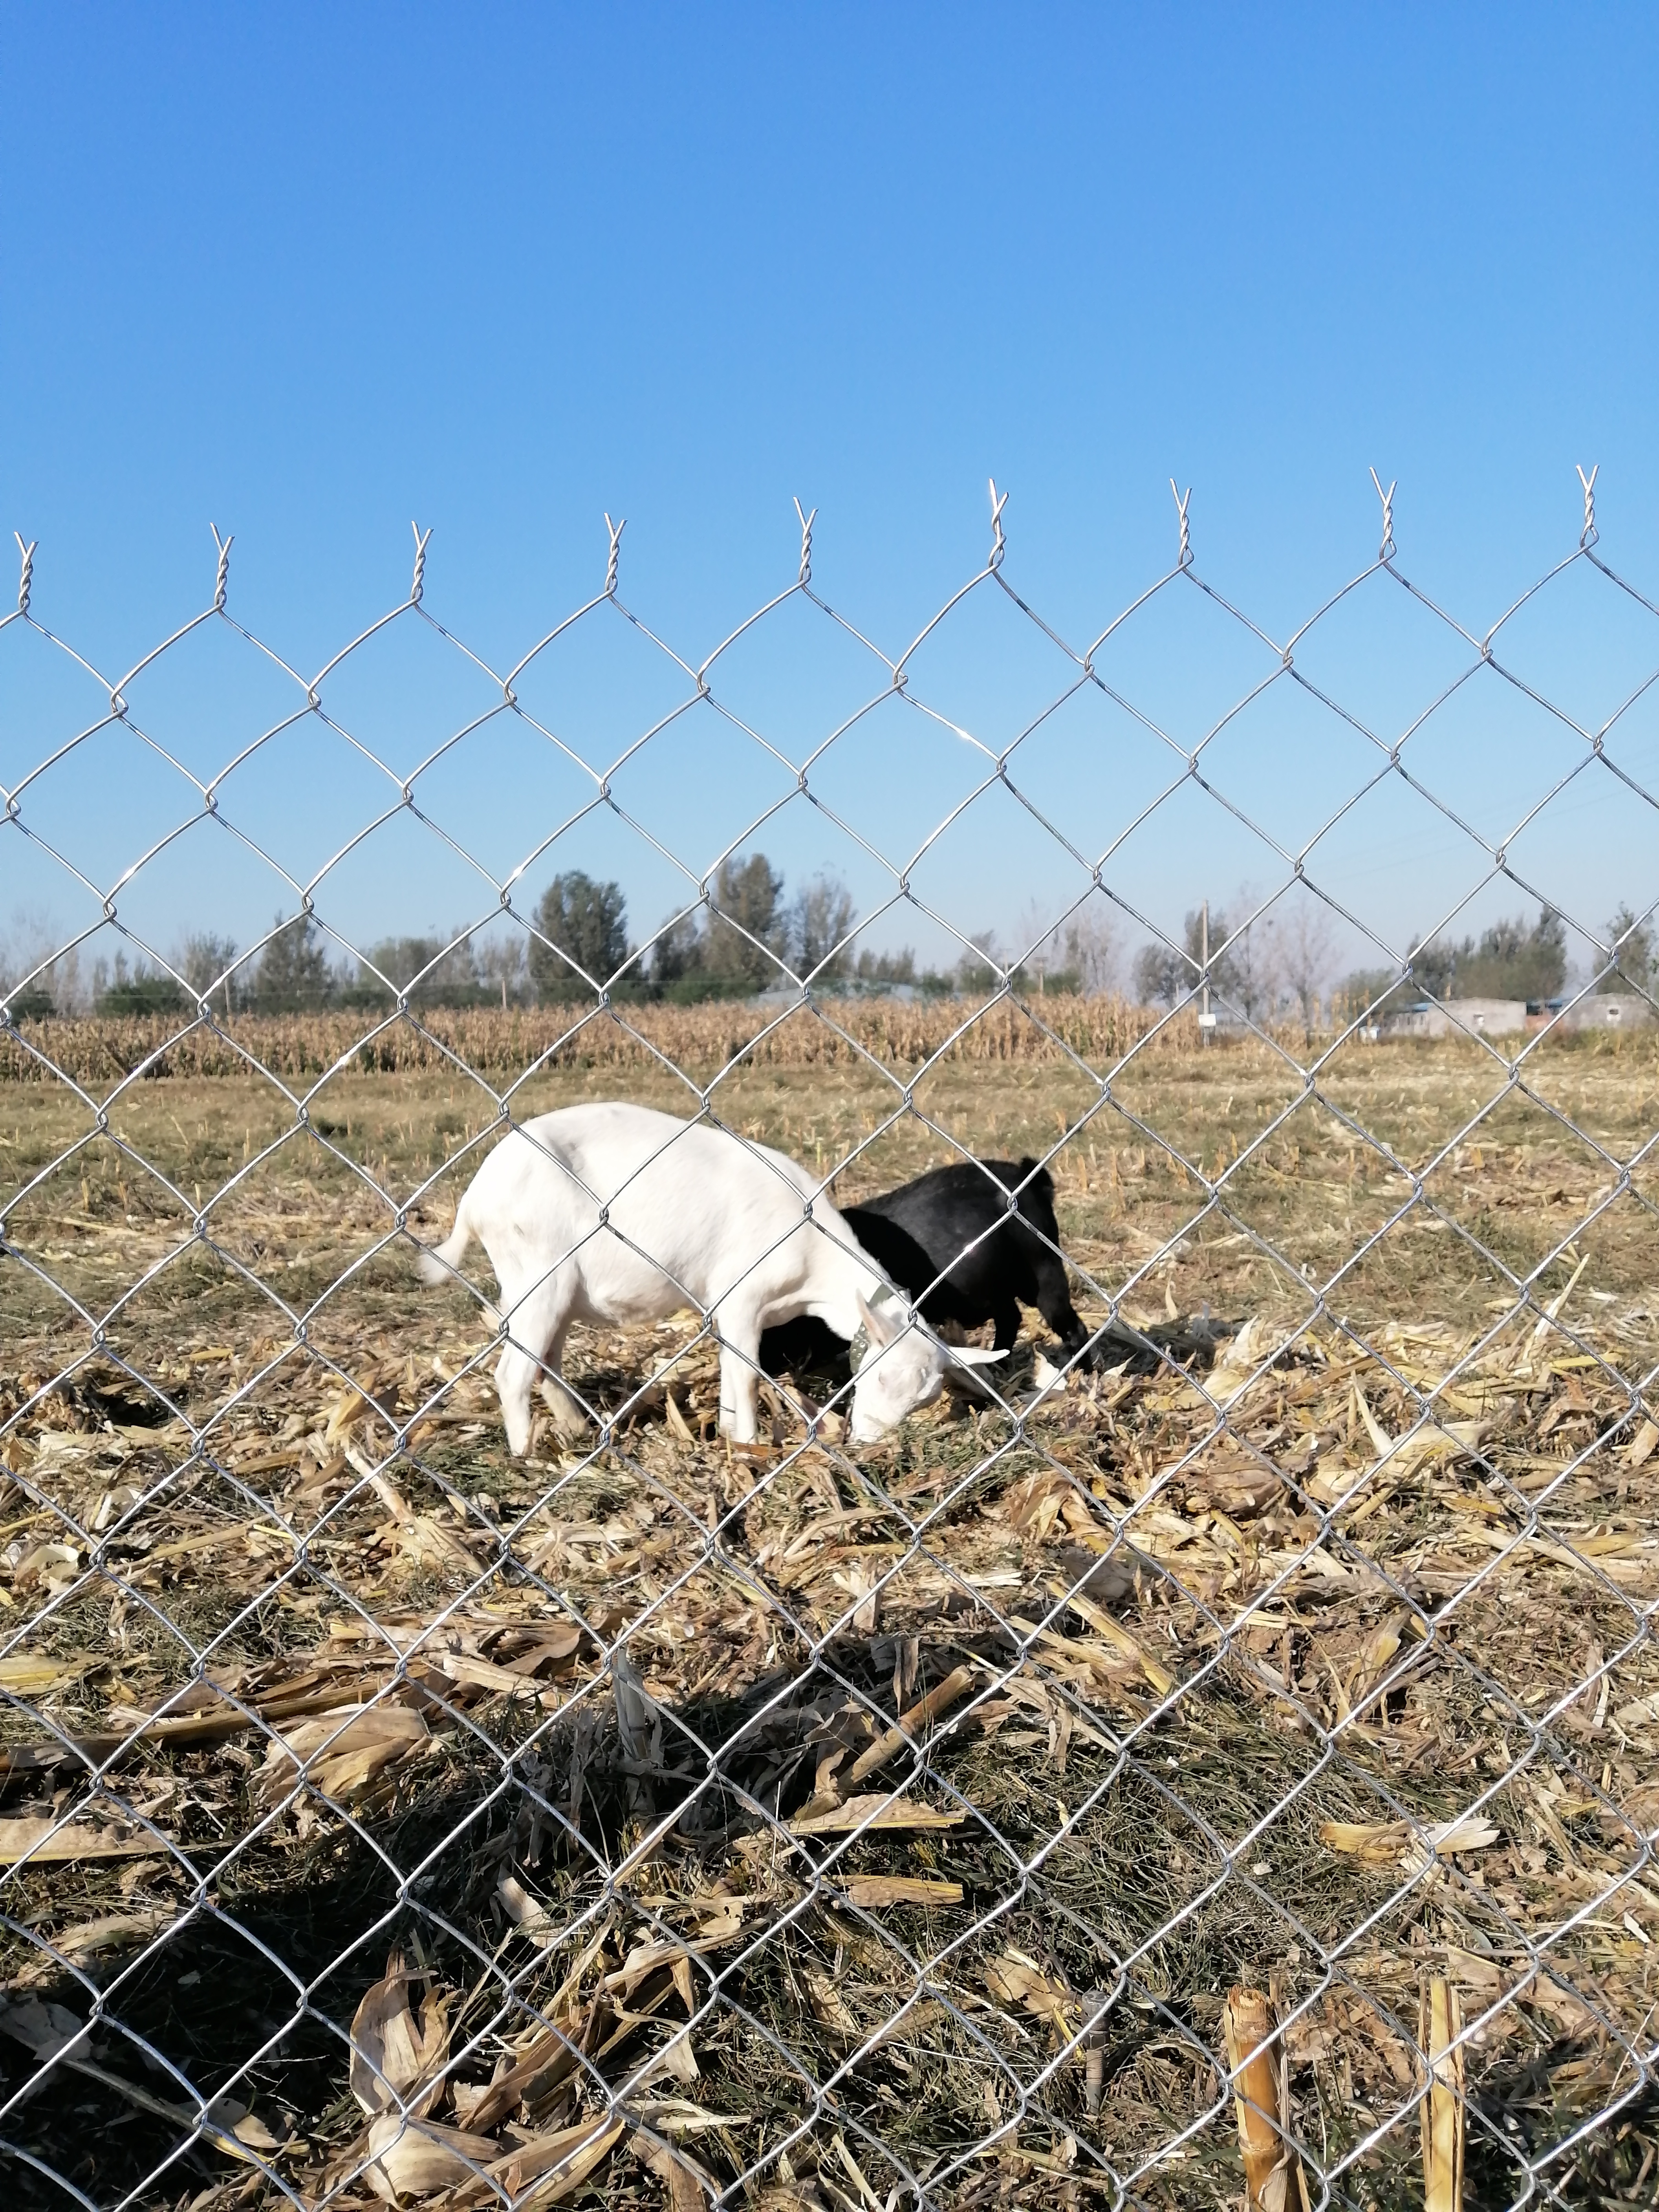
top-left (436, 1100), bottom-right (853, 1324)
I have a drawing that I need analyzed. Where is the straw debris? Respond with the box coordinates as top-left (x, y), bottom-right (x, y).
top-left (3, 1035), bottom-right (1657, 2205)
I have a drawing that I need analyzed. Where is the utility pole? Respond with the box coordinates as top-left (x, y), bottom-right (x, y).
top-left (1199, 899), bottom-right (1216, 1046)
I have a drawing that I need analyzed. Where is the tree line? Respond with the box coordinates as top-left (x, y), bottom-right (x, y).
top-left (3, 859), bottom-right (918, 1018)
top-left (1343, 903), bottom-right (1655, 1013)
top-left (548, 857), bottom-right (921, 1004)
top-left (0, 858), bottom-right (1128, 1018)
top-left (5, 875), bottom-right (1652, 1022)
top-left (1130, 897), bottom-right (1656, 1033)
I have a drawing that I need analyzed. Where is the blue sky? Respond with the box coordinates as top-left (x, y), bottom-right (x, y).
top-left (3, 5), bottom-right (1657, 996)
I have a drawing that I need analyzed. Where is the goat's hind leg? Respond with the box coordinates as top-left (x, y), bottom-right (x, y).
top-left (493, 1274), bottom-right (579, 1455)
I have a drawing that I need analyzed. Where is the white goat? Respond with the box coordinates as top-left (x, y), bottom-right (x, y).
top-left (416, 1101), bottom-right (1001, 1452)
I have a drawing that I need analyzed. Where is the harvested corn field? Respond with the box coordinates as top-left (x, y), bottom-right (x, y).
top-left (2, 1022), bottom-right (1658, 2210)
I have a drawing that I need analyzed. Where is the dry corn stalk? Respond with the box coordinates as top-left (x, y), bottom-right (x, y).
top-left (1079, 1993), bottom-right (1110, 2115)
top-left (0, 992), bottom-right (1183, 1086)
top-left (1223, 1986), bottom-right (1305, 2212)
top-left (1420, 1976), bottom-right (1465, 2212)
top-left (843, 1664), bottom-right (975, 1788)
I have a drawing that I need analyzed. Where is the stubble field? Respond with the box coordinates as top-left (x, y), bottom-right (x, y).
top-left (2, 1008), bottom-right (1657, 2210)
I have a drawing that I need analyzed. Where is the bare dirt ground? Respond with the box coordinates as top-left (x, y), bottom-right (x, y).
top-left (2, 1027), bottom-right (1657, 2209)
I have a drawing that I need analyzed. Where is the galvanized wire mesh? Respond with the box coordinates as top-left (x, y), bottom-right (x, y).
top-left (2, 476), bottom-right (1657, 2211)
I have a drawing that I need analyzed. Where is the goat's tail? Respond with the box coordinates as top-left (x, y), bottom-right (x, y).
top-left (416, 1207), bottom-right (473, 1287)
top-left (1014, 1155), bottom-right (1055, 1196)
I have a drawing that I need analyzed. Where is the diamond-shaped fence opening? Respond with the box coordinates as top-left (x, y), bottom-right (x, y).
top-left (2, 478), bottom-right (1657, 2212)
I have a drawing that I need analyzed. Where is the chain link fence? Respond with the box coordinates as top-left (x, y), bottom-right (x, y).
top-left (2, 477), bottom-right (1657, 2211)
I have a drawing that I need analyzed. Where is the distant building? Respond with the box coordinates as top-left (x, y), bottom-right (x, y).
top-left (1384, 997), bottom-right (1526, 1039)
top-left (1542, 993), bottom-right (1655, 1033)
top-left (1385, 992), bottom-right (1654, 1040)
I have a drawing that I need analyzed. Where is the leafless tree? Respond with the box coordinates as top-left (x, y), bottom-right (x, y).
top-left (1016, 901), bottom-right (1119, 996)
top-left (791, 874), bottom-right (857, 983)
top-left (1275, 900), bottom-right (1337, 1037)
top-left (474, 933), bottom-right (529, 1009)
top-left (180, 931), bottom-right (240, 1016)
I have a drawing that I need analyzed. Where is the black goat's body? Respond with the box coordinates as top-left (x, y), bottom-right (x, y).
top-left (760, 1155), bottom-right (1088, 1377)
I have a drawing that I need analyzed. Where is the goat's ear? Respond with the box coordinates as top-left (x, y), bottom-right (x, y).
top-left (948, 1344), bottom-right (1005, 1368)
top-left (856, 1290), bottom-right (901, 1348)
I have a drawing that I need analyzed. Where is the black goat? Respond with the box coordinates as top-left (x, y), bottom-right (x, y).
top-left (760, 1155), bottom-right (1089, 1377)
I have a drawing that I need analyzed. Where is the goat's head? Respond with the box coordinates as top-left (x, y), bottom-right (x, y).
top-left (847, 1289), bottom-right (1002, 1441)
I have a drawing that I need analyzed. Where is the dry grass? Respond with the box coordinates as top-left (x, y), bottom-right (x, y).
top-left (2, 1018), bottom-right (1657, 2210)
